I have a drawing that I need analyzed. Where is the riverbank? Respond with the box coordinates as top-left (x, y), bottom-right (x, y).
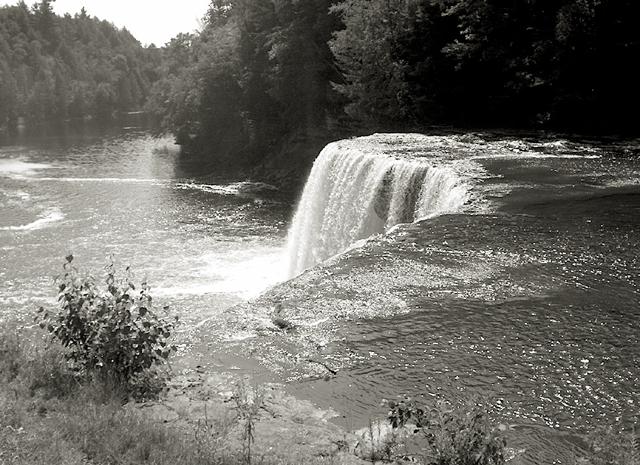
top-left (0, 331), bottom-right (369, 465)
top-left (3, 327), bottom-right (638, 465)
top-left (3, 131), bottom-right (639, 464)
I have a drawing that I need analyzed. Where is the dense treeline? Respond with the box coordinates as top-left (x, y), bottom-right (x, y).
top-left (148, 0), bottom-right (343, 177)
top-left (150, 0), bottom-right (639, 179)
top-left (330, 0), bottom-right (640, 131)
top-left (0, 1), bottom-right (162, 130)
top-left (3, 0), bottom-right (636, 178)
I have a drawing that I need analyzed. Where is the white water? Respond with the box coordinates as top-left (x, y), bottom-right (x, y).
top-left (287, 136), bottom-right (470, 277)
top-left (0, 129), bottom-right (291, 330)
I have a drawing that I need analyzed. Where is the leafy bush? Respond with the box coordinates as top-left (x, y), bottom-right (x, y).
top-left (36, 255), bottom-right (177, 399)
top-left (387, 396), bottom-right (507, 465)
top-left (586, 425), bottom-right (639, 465)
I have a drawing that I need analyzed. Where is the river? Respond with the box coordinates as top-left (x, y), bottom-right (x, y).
top-left (2, 122), bottom-right (639, 463)
top-left (0, 116), bottom-right (292, 337)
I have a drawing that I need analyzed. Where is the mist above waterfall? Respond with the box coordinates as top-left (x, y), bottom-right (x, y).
top-left (287, 134), bottom-right (471, 277)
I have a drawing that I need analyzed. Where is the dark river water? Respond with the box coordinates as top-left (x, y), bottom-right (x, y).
top-left (279, 137), bottom-right (640, 463)
top-left (2, 122), bottom-right (639, 463)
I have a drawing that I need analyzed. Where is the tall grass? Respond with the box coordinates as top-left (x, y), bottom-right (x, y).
top-left (0, 332), bottom-right (202, 464)
top-left (0, 332), bottom-right (344, 465)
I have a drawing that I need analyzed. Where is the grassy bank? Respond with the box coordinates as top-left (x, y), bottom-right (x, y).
top-left (0, 333), bottom-right (194, 464)
top-left (3, 331), bottom-right (639, 465)
top-left (0, 331), bottom-right (361, 465)
top-left (0, 256), bottom-right (355, 464)
top-left (1, 256), bottom-right (637, 464)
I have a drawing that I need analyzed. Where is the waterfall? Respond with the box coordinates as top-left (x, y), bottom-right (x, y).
top-left (287, 135), bottom-right (470, 277)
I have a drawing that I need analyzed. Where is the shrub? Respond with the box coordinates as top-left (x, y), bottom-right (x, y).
top-left (36, 255), bottom-right (177, 399)
top-left (586, 425), bottom-right (639, 465)
top-left (387, 396), bottom-right (507, 465)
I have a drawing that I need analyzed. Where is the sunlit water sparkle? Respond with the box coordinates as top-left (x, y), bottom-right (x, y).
top-left (2, 127), bottom-right (639, 463)
top-left (0, 125), bottom-right (291, 335)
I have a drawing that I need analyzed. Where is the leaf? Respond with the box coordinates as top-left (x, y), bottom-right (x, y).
top-left (65, 254), bottom-right (74, 263)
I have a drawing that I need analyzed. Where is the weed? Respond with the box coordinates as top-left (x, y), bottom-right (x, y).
top-left (36, 255), bottom-right (177, 399)
top-left (233, 379), bottom-right (264, 465)
top-left (354, 418), bottom-right (397, 461)
top-left (585, 424), bottom-right (639, 465)
top-left (194, 404), bottom-right (237, 464)
top-left (1, 333), bottom-right (78, 400)
top-left (387, 396), bottom-right (507, 465)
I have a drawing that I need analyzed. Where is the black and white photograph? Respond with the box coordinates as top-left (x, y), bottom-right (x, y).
top-left (1, 0), bottom-right (639, 463)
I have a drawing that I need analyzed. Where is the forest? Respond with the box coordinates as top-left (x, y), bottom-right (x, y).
top-left (0, 1), bottom-right (161, 128)
top-left (149, 0), bottom-right (640, 179)
top-left (2, 0), bottom-right (639, 181)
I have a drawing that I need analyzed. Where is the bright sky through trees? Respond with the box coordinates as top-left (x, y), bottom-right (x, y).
top-left (0, 0), bottom-right (211, 46)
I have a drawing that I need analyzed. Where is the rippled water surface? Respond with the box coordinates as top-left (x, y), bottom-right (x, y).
top-left (2, 126), bottom-right (639, 463)
top-left (0, 120), bottom-right (292, 338)
top-left (276, 139), bottom-right (640, 463)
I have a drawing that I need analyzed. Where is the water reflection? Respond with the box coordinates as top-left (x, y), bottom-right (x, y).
top-left (2, 127), bottom-right (639, 463)
top-left (0, 122), bottom-right (292, 332)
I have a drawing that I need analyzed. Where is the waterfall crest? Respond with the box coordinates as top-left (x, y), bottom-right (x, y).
top-left (287, 135), bottom-right (470, 277)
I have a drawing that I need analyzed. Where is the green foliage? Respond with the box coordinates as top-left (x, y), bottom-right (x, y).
top-left (329, 0), bottom-right (640, 133)
top-left (143, 0), bottom-right (640, 178)
top-left (0, 333), bottom-right (78, 400)
top-left (36, 255), bottom-right (177, 399)
top-left (146, 0), bottom-right (341, 174)
top-left (586, 425), bottom-right (640, 465)
top-left (388, 396), bottom-right (507, 465)
top-left (0, 2), bottom-right (161, 129)
top-left (329, 0), bottom-right (418, 127)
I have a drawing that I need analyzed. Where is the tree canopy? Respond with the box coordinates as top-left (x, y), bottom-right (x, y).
top-left (147, 0), bottom-right (638, 177)
top-left (147, 0), bottom-right (342, 174)
top-left (0, 1), bottom-right (162, 130)
top-left (330, 0), bottom-right (640, 131)
top-left (3, 0), bottom-right (637, 177)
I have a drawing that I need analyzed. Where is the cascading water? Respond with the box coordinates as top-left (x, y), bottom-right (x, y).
top-left (287, 135), bottom-right (470, 277)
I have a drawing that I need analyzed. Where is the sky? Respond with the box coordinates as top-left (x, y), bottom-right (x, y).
top-left (1, 0), bottom-right (212, 47)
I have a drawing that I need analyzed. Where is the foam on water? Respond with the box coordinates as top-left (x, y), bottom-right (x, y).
top-left (0, 157), bottom-right (51, 176)
top-left (286, 135), bottom-right (471, 277)
top-left (0, 207), bottom-right (64, 231)
top-left (154, 249), bottom-right (288, 300)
